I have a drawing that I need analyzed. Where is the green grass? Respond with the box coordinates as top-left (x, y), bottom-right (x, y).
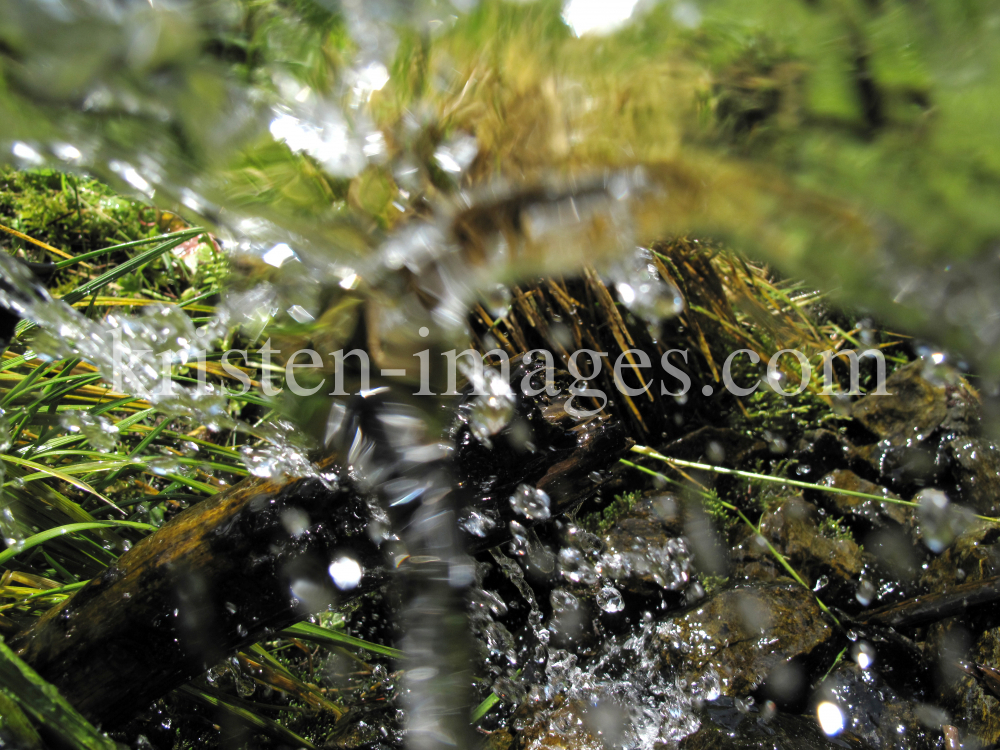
top-left (0, 168), bottom-right (403, 748)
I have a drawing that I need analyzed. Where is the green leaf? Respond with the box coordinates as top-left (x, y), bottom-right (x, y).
top-left (0, 636), bottom-right (116, 750)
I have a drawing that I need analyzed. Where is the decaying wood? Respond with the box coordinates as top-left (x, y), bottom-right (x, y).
top-left (859, 575), bottom-right (1000, 630)
top-left (10, 376), bottom-right (630, 727)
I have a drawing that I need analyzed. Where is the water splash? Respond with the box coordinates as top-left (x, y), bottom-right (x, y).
top-left (536, 619), bottom-right (707, 748)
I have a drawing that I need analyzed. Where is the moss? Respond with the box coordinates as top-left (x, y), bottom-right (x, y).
top-left (817, 514), bottom-right (854, 544)
top-left (703, 488), bottom-right (738, 532)
top-left (0, 166), bottom-right (157, 260)
top-left (580, 490), bottom-right (642, 535)
top-left (700, 574), bottom-right (730, 597)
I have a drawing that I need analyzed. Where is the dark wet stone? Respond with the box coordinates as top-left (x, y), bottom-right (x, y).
top-left (731, 497), bottom-right (869, 607)
top-left (793, 430), bottom-right (859, 480)
top-left (679, 700), bottom-right (870, 749)
top-left (601, 496), bottom-right (691, 596)
top-left (952, 628), bottom-right (1000, 749)
top-left (849, 362), bottom-right (948, 447)
top-left (920, 521), bottom-right (1000, 593)
top-left (847, 363), bottom-right (984, 491)
top-left (507, 697), bottom-right (603, 750)
top-left (662, 425), bottom-right (763, 466)
top-left (850, 440), bottom-right (945, 490)
top-left (484, 728), bottom-right (515, 750)
top-left (656, 581), bottom-right (834, 697)
top-left (820, 663), bottom-right (943, 750)
top-left (942, 437), bottom-right (1000, 517)
top-left (814, 470), bottom-right (912, 531)
top-left (333, 719), bottom-right (383, 748)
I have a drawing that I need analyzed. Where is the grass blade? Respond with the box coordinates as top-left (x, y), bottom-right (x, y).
top-left (0, 454), bottom-right (125, 514)
top-left (14, 230), bottom-right (204, 337)
top-left (471, 668), bottom-right (522, 723)
top-left (0, 636), bottom-right (116, 750)
top-left (280, 622), bottom-right (405, 660)
top-left (0, 521), bottom-right (157, 567)
top-left (52, 228), bottom-right (205, 269)
top-left (176, 685), bottom-right (317, 750)
top-left (0, 687), bottom-right (44, 748)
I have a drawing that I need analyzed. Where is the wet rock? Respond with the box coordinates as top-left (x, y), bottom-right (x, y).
top-left (949, 627), bottom-right (1000, 747)
top-left (679, 699), bottom-right (870, 749)
top-left (731, 497), bottom-right (869, 607)
top-left (920, 521), bottom-right (1000, 592)
top-left (656, 581), bottom-right (834, 697)
top-left (847, 363), bottom-right (983, 490)
top-left (942, 437), bottom-right (1000, 517)
top-left (600, 496), bottom-right (692, 596)
top-left (850, 440), bottom-right (943, 490)
top-left (507, 697), bottom-right (604, 750)
top-left (331, 720), bottom-right (384, 748)
top-left (793, 430), bottom-right (858, 480)
top-left (814, 470), bottom-right (912, 531)
top-left (819, 663), bottom-right (943, 750)
top-left (849, 363), bottom-right (949, 447)
top-left (662, 425), bottom-right (762, 466)
top-left (485, 728), bottom-right (515, 750)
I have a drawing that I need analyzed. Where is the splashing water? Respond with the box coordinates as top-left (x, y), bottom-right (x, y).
top-left (5, 1), bottom-right (1000, 748)
top-left (536, 619), bottom-right (708, 748)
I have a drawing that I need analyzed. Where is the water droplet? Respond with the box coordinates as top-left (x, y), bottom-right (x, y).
top-left (509, 484), bottom-right (551, 521)
top-left (917, 488), bottom-right (973, 553)
top-left (482, 284), bottom-right (512, 320)
top-left (558, 547), bottom-right (598, 585)
top-left (610, 248), bottom-right (684, 323)
top-left (60, 411), bottom-right (119, 452)
top-left (706, 441), bottom-right (725, 464)
top-left (280, 508), bottom-right (310, 538)
top-left (852, 641), bottom-right (875, 670)
top-left (329, 556), bottom-right (363, 590)
top-left (146, 457), bottom-right (182, 476)
top-left (0, 506), bottom-right (23, 547)
top-left (460, 511), bottom-right (496, 538)
top-left (597, 586), bottom-right (624, 613)
top-left (550, 588), bottom-right (581, 613)
top-left (509, 520), bottom-right (529, 556)
top-left (234, 670), bottom-right (256, 698)
top-left (433, 133), bottom-right (478, 176)
top-left (468, 368), bottom-right (517, 447)
top-left (816, 701), bottom-right (845, 736)
top-left (855, 579), bottom-right (876, 606)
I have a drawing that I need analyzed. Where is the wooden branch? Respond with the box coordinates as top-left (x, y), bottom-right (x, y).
top-left (859, 575), bottom-right (1000, 630)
